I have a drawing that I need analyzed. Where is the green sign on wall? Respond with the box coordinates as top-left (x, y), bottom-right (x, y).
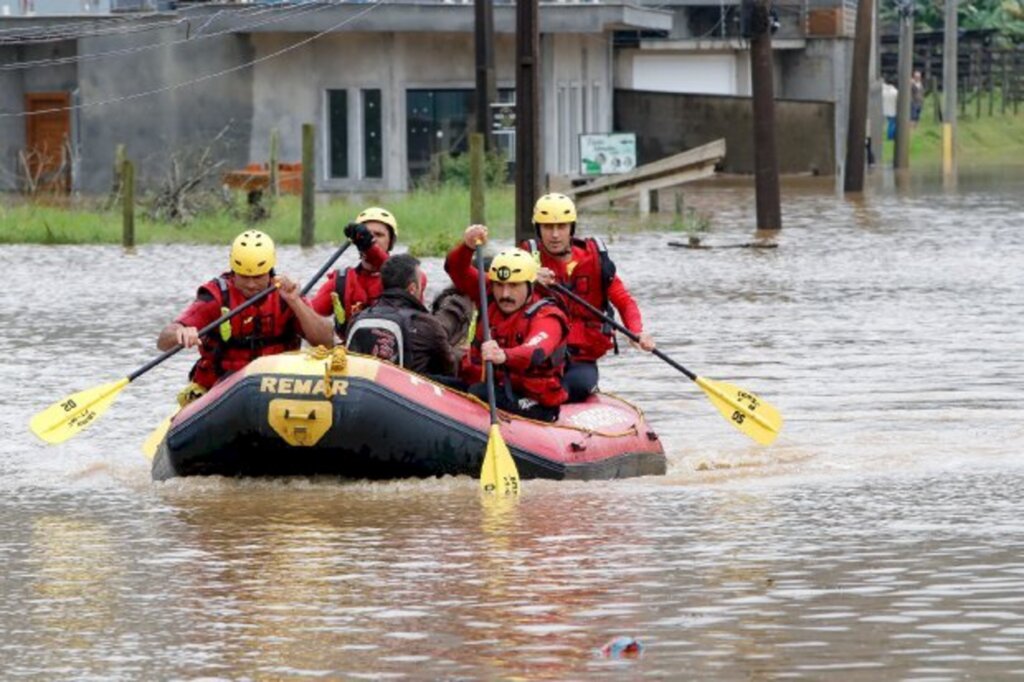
top-left (579, 133), bottom-right (636, 175)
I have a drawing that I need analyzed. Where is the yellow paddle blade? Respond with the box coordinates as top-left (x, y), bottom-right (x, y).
top-left (141, 414), bottom-right (175, 461)
top-left (696, 376), bottom-right (783, 446)
top-left (29, 378), bottom-right (130, 444)
top-left (480, 423), bottom-right (521, 496)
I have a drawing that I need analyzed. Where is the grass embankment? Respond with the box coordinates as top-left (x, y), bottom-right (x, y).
top-left (0, 185), bottom-right (517, 255)
top-left (882, 92), bottom-right (1024, 166)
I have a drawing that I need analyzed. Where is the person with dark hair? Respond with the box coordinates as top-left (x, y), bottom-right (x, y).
top-left (345, 254), bottom-right (455, 376)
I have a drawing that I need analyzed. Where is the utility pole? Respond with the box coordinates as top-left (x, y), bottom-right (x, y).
top-left (515, 0), bottom-right (540, 244)
top-left (844, 0), bottom-right (875, 192)
top-left (894, 0), bottom-right (914, 170)
top-left (943, 0), bottom-right (958, 175)
top-left (746, 0), bottom-right (781, 231)
top-left (474, 0), bottom-right (496, 150)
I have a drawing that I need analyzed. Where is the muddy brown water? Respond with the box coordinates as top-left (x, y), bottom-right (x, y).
top-left (2, 168), bottom-right (1023, 678)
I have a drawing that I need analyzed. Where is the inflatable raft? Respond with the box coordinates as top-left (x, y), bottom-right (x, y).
top-left (150, 348), bottom-right (666, 481)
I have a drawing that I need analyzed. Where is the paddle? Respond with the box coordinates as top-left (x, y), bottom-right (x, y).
top-left (543, 282), bottom-right (783, 446)
top-left (31, 240), bottom-right (353, 446)
top-left (475, 244), bottom-right (521, 495)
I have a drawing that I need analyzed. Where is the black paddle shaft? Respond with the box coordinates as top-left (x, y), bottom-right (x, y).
top-left (546, 282), bottom-right (697, 382)
top-left (474, 245), bottom-right (500, 425)
top-left (128, 240), bottom-right (353, 382)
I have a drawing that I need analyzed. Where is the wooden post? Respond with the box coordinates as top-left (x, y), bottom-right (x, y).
top-left (943, 0), bottom-right (957, 176)
top-left (975, 46), bottom-right (982, 120)
top-left (269, 128), bottom-right (280, 200)
top-left (469, 132), bottom-right (486, 224)
top-left (474, 0), bottom-right (496, 149)
top-left (747, 0), bottom-right (782, 231)
top-left (121, 158), bottom-right (134, 248)
top-left (112, 143), bottom-right (124, 197)
top-left (515, 0), bottom-right (540, 244)
top-left (1002, 51), bottom-right (1008, 115)
top-left (301, 123), bottom-right (315, 248)
top-left (988, 50), bottom-right (994, 117)
top-left (1014, 50), bottom-right (1019, 115)
top-left (844, 0), bottom-right (874, 192)
top-left (893, 1), bottom-right (913, 170)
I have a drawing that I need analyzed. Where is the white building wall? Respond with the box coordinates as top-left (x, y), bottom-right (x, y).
top-left (541, 32), bottom-right (613, 179)
top-left (616, 49), bottom-right (750, 96)
top-left (633, 53), bottom-right (738, 95)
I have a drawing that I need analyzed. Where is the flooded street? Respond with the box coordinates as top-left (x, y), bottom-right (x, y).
top-left (2, 168), bottom-right (1023, 678)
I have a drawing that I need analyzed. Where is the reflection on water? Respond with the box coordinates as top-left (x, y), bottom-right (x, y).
top-left (2, 167), bottom-right (1024, 677)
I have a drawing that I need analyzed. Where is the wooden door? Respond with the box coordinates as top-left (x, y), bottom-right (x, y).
top-left (24, 92), bottom-right (71, 194)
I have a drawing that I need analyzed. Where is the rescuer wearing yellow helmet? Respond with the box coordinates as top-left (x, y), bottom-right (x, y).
top-left (309, 206), bottom-right (429, 339)
top-left (440, 225), bottom-right (570, 422)
top-left (157, 230), bottom-right (334, 404)
top-left (523, 193), bottom-right (655, 403)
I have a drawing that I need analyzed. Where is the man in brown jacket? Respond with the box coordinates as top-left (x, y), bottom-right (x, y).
top-left (346, 254), bottom-right (456, 376)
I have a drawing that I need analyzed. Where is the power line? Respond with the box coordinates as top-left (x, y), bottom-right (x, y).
top-left (0, 0), bottom-right (336, 71)
top-left (0, 1), bottom-right (387, 119)
top-left (0, 15), bottom-right (187, 45)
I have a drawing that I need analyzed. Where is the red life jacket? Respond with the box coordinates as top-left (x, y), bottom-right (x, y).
top-left (189, 274), bottom-right (301, 389)
top-left (331, 266), bottom-right (383, 337)
top-left (460, 297), bottom-right (569, 407)
top-left (526, 237), bottom-right (616, 362)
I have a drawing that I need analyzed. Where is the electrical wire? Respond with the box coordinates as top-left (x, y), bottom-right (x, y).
top-left (0, 0), bottom-right (337, 71)
top-left (0, 0), bottom-right (387, 118)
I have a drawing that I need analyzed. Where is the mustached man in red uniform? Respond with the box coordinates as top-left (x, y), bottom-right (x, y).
top-left (522, 193), bottom-right (655, 402)
top-left (157, 230), bottom-right (334, 405)
top-left (444, 225), bottom-right (569, 422)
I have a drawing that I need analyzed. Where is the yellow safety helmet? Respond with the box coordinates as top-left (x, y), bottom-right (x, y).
top-left (229, 230), bottom-right (275, 276)
top-left (356, 206), bottom-right (398, 250)
top-left (488, 248), bottom-right (538, 284)
top-left (532, 193), bottom-right (577, 225)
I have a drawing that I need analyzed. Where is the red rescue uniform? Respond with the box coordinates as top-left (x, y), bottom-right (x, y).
top-left (445, 243), bottom-right (569, 407)
top-left (310, 243), bottom-right (428, 337)
top-left (524, 237), bottom-right (643, 362)
top-left (175, 273), bottom-right (306, 389)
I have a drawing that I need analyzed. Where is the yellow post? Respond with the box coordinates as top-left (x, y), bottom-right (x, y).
top-left (942, 122), bottom-right (953, 175)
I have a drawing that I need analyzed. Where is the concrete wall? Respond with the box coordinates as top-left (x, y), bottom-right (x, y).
top-left (614, 89), bottom-right (835, 175)
top-left (76, 26), bottom-right (254, 193)
top-left (1, 24), bottom-right (253, 193)
top-left (778, 38), bottom-right (851, 177)
top-left (0, 40), bottom-right (78, 191)
top-left (249, 30), bottom-right (607, 191)
top-left (249, 31), bottom-right (519, 193)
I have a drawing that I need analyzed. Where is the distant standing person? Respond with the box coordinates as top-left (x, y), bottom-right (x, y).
top-left (883, 80), bottom-right (898, 141)
top-left (910, 70), bottom-right (924, 128)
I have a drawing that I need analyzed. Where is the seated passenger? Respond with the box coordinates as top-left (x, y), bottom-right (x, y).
top-left (346, 254), bottom-right (456, 376)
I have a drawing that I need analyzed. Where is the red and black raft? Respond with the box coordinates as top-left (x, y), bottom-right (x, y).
top-left (150, 348), bottom-right (666, 481)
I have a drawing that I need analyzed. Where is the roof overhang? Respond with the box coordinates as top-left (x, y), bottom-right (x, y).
top-left (197, 2), bottom-right (672, 35)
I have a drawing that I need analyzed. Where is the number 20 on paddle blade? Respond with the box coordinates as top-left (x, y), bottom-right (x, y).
top-left (481, 424), bottom-right (521, 496)
top-left (29, 378), bottom-right (130, 445)
top-left (696, 377), bottom-right (783, 446)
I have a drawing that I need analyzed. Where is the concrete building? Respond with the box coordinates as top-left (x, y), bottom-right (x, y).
top-left (0, 0), bottom-right (865, 195)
